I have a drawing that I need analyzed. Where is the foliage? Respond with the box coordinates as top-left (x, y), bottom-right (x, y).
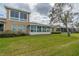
top-left (51, 31), bottom-right (61, 34)
top-left (0, 32), bottom-right (26, 38)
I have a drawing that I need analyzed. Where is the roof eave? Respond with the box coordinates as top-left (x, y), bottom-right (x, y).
top-left (5, 6), bottom-right (31, 14)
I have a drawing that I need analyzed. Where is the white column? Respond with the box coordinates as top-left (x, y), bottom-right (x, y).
top-left (8, 10), bottom-right (11, 19)
top-left (50, 27), bottom-right (51, 32)
top-left (30, 25), bottom-right (31, 32)
top-left (41, 26), bottom-right (43, 32)
top-left (19, 12), bottom-right (20, 21)
top-left (36, 25), bottom-right (37, 32)
top-left (46, 26), bottom-right (47, 32)
top-left (27, 13), bottom-right (30, 22)
top-left (46, 27), bottom-right (47, 32)
top-left (27, 13), bottom-right (28, 22)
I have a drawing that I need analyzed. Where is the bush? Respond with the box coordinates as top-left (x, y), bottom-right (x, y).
top-left (73, 31), bottom-right (79, 33)
top-left (0, 32), bottom-right (27, 38)
top-left (51, 31), bottom-right (61, 34)
top-left (0, 32), bottom-right (16, 38)
top-left (15, 32), bottom-right (26, 36)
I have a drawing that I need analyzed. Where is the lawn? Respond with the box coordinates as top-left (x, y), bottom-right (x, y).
top-left (0, 33), bottom-right (79, 56)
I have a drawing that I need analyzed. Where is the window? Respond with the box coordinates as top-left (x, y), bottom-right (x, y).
top-left (20, 12), bottom-right (27, 21)
top-left (27, 25), bottom-right (30, 30)
top-left (10, 9), bottom-right (28, 21)
top-left (30, 25), bottom-right (36, 32)
top-left (10, 10), bottom-right (19, 20)
top-left (12, 25), bottom-right (17, 32)
top-left (37, 26), bottom-right (41, 32)
top-left (18, 25), bottom-right (26, 31)
top-left (46, 27), bottom-right (50, 32)
top-left (42, 26), bottom-right (46, 32)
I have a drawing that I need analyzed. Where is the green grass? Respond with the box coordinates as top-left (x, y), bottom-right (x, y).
top-left (0, 33), bottom-right (79, 56)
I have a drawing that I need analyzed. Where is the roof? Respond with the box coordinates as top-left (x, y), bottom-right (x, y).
top-left (29, 22), bottom-right (51, 27)
top-left (5, 5), bottom-right (31, 14)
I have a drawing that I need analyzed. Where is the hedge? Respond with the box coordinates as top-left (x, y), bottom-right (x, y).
top-left (51, 31), bottom-right (61, 34)
top-left (0, 32), bottom-right (27, 38)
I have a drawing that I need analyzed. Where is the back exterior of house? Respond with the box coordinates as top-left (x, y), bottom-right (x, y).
top-left (0, 5), bottom-right (52, 35)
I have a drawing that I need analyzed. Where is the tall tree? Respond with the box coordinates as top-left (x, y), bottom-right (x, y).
top-left (74, 21), bottom-right (79, 32)
top-left (49, 3), bottom-right (78, 37)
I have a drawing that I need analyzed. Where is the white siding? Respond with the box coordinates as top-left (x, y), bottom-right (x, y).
top-left (29, 32), bottom-right (51, 35)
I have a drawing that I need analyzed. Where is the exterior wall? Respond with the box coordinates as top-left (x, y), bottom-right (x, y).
top-left (28, 32), bottom-right (51, 35)
top-left (4, 19), bottom-right (31, 33)
top-left (0, 19), bottom-right (52, 35)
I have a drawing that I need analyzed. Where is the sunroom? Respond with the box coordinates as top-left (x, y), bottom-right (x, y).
top-left (27, 23), bottom-right (52, 35)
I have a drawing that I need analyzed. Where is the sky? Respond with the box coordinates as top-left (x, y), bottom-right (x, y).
top-left (0, 3), bottom-right (54, 24)
top-left (29, 3), bottom-right (54, 24)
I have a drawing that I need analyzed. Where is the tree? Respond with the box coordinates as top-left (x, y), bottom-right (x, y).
top-left (49, 3), bottom-right (79, 37)
top-left (74, 22), bottom-right (79, 32)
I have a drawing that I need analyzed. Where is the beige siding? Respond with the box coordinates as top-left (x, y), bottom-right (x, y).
top-left (4, 19), bottom-right (31, 33)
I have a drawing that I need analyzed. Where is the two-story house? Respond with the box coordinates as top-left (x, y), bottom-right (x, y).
top-left (0, 5), bottom-right (52, 35)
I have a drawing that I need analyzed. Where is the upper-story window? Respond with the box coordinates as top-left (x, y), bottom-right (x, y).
top-left (20, 12), bottom-right (27, 21)
top-left (10, 10), bottom-right (19, 20)
top-left (10, 9), bottom-right (28, 21)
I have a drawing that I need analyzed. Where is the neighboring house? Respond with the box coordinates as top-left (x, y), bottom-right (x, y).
top-left (52, 24), bottom-right (77, 33)
top-left (0, 5), bottom-right (52, 35)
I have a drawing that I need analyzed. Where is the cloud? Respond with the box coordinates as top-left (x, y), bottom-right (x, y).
top-left (30, 12), bottom-right (50, 24)
top-left (0, 3), bottom-right (6, 18)
top-left (15, 3), bottom-right (31, 12)
top-left (5, 3), bottom-right (31, 12)
top-left (30, 3), bottom-right (51, 24)
top-left (34, 3), bottom-right (52, 16)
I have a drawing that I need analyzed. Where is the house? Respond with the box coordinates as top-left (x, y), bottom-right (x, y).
top-left (0, 5), bottom-right (52, 35)
top-left (51, 23), bottom-right (77, 33)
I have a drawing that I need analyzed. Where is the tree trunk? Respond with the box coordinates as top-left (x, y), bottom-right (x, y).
top-left (66, 23), bottom-right (71, 37)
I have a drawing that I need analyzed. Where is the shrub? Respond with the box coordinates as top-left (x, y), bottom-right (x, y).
top-left (0, 32), bottom-right (27, 38)
top-left (51, 31), bottom-right (61, 34)
top-left (0, 32), bottom-right (16, 38)
top-left (15, 32), bottom-right (26, 36)
top-left (73, 31), bottom-right (79, 33)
